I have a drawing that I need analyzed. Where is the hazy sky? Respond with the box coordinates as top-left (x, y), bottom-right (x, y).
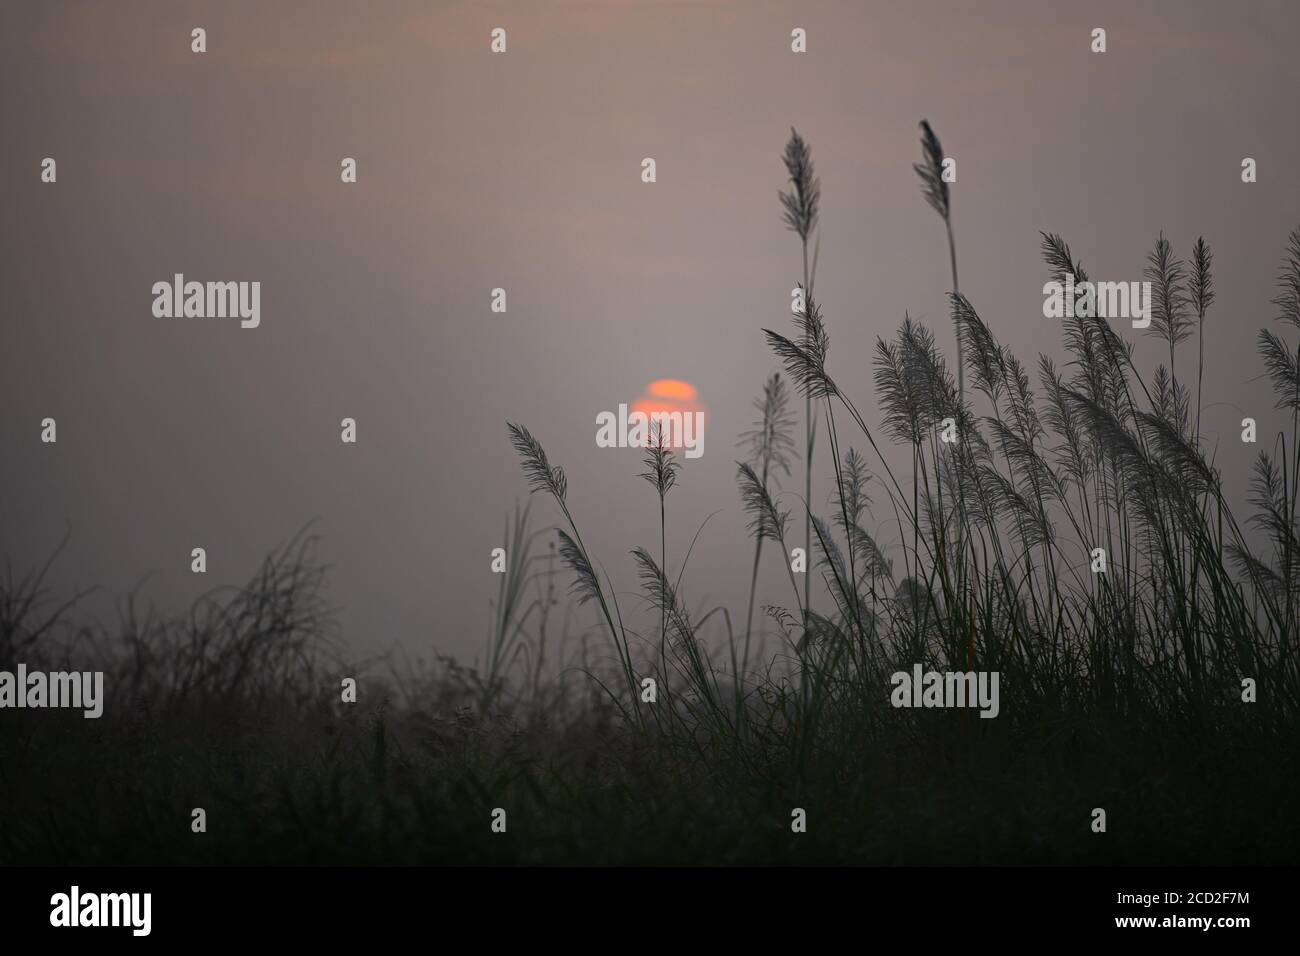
top-left (3, 0), bottom-right (1298, 669)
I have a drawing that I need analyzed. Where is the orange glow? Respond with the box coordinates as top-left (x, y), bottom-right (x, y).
top-left (646, 379), bottom-right (697, 402)
top-left (631, 379), bottom-right (705, 451)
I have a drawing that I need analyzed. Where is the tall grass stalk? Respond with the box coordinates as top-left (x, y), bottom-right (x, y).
top-left (780, 128), bottom-right (821, 628)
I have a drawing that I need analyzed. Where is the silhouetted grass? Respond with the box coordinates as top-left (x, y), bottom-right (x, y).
top-left (3, 134), bottom-right (1300, 866)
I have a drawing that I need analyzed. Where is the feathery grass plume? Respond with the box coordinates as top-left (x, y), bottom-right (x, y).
top-left (763, 293), bottom-right (836, 400)
top-left (1247, 452), bottom-right (1298, 556)
top-left (1002, 353), bottom-right (1043, 447)
top-left (1190, 237), bottom-right (1215, 318)
top-left (1151, 364), bottom-right (1191, 436)
top-left (1062, 387), bottom-right (1197, 547)
top-left (987, 418), bottom-right (1058, 503)
top-left (874, 314), bottom-right (955, 446)
top-left (641, 421), bottom-right (680, 667)
top-left (1262, 228), bottom-right (1300, 621)
top-left (979, 463), bottom-right (1053, 549)
top-left (736, 373), bottom-right (796, 678)
top-left (630, 547), bottom-right (693, 649)
top-left (1040, 232), bottom-right (1093, 359)
top-left (874, 333), bottom-right (925, 446)
top-left (483, 501), bottom-right (547, 711)
top-left (1227, 533), bottom-right (1287, 604)
top-left (780, 128), bottom-right (821, 627)
top-left (555, 529), bottom-right (601, 607)
top-left (1190, 237), bottom-right (1214, 441)
top-left (1038, 356), bottom-right (1091, 489)
top-left (1040, 229), bottom-right (1144, 554)
top-left (1135, 403), bottom-right (1216, 499)
top-left (1064, 390), bottom-right (1152, 488)
top-left (507, 423), bottom-right (641, 722)
top-left (630, 547), bottom-right (728, 729)
top-left (779, 128), bottom-right (820, 243)
top-left (1241, 227), bottom-right (1300, 642)
top-left (1042, 229), bottom-right (1125, 404)
top-left (1231, 452), bottom-right (1300, 614)
top-left (1258, 329), bottom-right (1300, 411)
top-left (737, 461), bottom-right (789, 545)
top-left (1144, 232), bottom-right (1191, 378)
top-left (1273, 227), bottom-right (1300, 329)
top-left (833, 448), bottom-right (872, 538)
top-left (1040, 230), bottom-right (1083, 283)
top-left (736, 462), bottom-right (802, 607)
top-left (508, 423), bottom-right (567, 502)
top-left (854, 525), bottom-right (894, 584)
top-left (831, 447), bottom-right (893, 592)
top-left (640, 421), bottom-right (680, 500)
top-left (951, 292), bottom-right (1046, 508)
top-left (915, 120), bottom-right (963, 403)
top-left (811, 514), bottom-right (854, 621)
top-left (899, 313), bottom-right (959, 423)
top-left (740, 372), bottom-right (796, 479)
top-left (951, 293), bottom-right (1005, 403)
top-left (914, 120), bottom-right (950, 221)
top-left (1260, 230), bottom-right (1300, 608)
top-left (871, 314), bottom-right (953, 619)
top-left (946, 425), bottom-right (999, 531)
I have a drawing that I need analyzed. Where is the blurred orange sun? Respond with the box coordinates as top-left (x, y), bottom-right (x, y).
top-left (631, 379), bottom-right (706, 449)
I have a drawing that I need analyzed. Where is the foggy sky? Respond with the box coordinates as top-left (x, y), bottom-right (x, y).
top-left (2, 0), bottom-right (1298, 670)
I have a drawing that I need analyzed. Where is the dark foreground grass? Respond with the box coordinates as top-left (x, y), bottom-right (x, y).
top-left (2, 649), bottom-right (1295, 864)
top-left (0, 530), bottom-right (1296, 865)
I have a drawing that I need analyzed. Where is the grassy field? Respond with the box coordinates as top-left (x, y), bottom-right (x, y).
top-left (3, 128), bottom-right (1299, 866)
